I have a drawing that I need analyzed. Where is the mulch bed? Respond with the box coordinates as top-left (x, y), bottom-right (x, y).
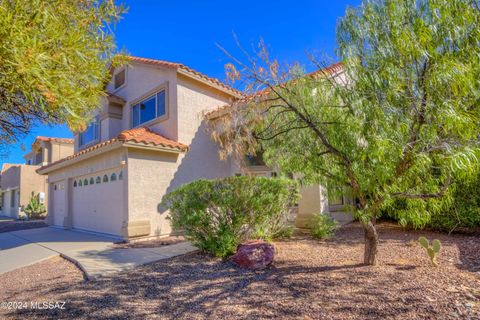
top-left (1, 222), bottom-right (479, 319)
top-left (0, 219), bottom-right (47, 233)
top-left (113, 236), bottom-right (186, 249)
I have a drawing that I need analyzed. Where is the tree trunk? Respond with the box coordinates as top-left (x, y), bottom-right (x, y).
top-left (363, 219), bottom-right (379, 265)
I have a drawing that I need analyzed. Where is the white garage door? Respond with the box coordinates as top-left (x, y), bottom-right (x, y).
top-left (71, 170), bottom-right (124, 236)
top-left (52, 181), bottom-right (66, 226)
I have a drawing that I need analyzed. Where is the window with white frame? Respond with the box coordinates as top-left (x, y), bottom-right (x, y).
top-left (131, 90), bottom-right (166, 127)
top-left (79, 116), bottom-right (99, 146)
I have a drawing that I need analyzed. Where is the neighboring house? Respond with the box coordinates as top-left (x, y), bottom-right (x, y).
top-left (37, 56), bottom-right (353, 240)
top-left (0, 137), bottom-right (74, 218)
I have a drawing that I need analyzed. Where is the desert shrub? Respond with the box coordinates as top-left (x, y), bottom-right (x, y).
top-left (22, 192), bottom-right (46, 219)
top-left (381, 166), bottom-right (480, 233)
top-left (310, 214), bottom-right (339, 239)
top-left (428, 169), bottom-right (480, 233)
top-left (162, 176), bottom-right (299, 258)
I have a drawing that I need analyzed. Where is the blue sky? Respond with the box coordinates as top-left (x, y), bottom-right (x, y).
top-left (1, 0), bottom-right (361, 167)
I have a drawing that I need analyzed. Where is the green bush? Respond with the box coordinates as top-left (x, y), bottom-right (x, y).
top-left (310, 214), bottom-right (339, 239)
top-left (382, 167), bottom-right (480, 233)
top-left (22, 192), bottom-right (46, 219)
top-left (428, 169), bottom-right (480, 233)
top-left (162, 176), bottom-right (299, 258)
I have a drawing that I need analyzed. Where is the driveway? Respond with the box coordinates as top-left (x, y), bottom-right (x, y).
top-left (0, 227), bottom-right (196, 279)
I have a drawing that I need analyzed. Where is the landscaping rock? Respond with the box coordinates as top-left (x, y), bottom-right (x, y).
top-left (231, 240), bottom-right (274, 270)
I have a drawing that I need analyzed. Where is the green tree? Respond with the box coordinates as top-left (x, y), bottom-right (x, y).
top-left (0, 0), bottom-right (125, 150)
top-left (210, 0), bottom-right (480, 265)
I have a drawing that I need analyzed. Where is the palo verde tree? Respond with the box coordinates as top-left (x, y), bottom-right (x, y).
top-left (0, 0), bottom-right (126, 151)
top-left (209, 0), bottom-right (480, 265)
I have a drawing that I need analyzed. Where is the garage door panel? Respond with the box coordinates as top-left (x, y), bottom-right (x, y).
top-left (72, 171), bottom-right (124, 236)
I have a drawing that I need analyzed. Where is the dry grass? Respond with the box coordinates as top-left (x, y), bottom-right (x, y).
top-left (1, 222), bottom-right (479, 319)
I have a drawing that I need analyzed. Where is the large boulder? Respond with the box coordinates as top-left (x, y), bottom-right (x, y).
top-left (231, 240), bottom-right (274, 270)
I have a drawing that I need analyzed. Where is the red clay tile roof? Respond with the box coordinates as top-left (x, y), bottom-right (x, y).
top-left (205, 62), bottom-right (344, 119)
top-left (35, 136), bottom-right (74, 144)
top-left (118, 127), bottom-right (188, 150)
top-left (37, 127), bottom-right (187, 173)
top-left (306, 62), bottom-right (344, 78)
top-left (126, 56), bottom-right (243, 97)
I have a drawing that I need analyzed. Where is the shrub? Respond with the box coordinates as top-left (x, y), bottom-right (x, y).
top-left (381, 166), bottom-right (480, 233)
top-left (427, 169), bottom-right (480, 233)
top-left (310, 214), bottom-right (339, 239)
top-left (162, 176), bottom-right (299, 258)
top-left (22, 192), bottom-right (46, 219)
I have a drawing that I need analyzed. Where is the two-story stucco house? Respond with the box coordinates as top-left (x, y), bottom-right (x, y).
top-left (37, 56), bottom-right (353, 240)
top-left (0, 137), bottom-right (74, 218)
top-left (37, 56), bottom-right (245, 238)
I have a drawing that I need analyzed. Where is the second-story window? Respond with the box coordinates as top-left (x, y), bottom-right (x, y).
top-left (131, 90), bottom-right (166, 127)
top-left (114, 69), bottom-right (126, 90)
top-left (79, 116), bottom-right (99, 147)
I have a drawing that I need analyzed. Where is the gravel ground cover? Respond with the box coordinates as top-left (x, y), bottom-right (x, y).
top-left (1, 222), bottom-right (479, 320)
top-left (0, 219), bottom-right (47, 233)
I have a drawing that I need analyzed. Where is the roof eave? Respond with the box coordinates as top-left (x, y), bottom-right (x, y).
top-left (37, 141), bottom-right (124, 175)
top-left (37, 141), bottom-right (187, 175)
top-left (177, 69), bottom-right (243, 98)
top-left (122, 141), bottom-right (187, 154)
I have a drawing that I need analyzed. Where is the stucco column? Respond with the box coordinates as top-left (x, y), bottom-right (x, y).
top-left (64, 178), bottom-right (73, 228)
top-left (295, 184), bottom-right (328, 228)
top-left (45, 182), bottom-right (54, 225)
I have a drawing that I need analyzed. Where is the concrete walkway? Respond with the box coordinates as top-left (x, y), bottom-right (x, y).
top-left (0, 227), bottom-right (196, 279)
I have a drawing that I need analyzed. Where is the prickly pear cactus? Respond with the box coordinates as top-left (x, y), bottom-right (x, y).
top-left (418, 236), bottom-right (441, 266)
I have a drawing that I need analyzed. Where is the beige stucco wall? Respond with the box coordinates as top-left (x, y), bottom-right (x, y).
top-left (126, 149), bottom-right (180, 236)
top-left (1, 189), bottom-right (19, 218)
top-left (73, 63), bottom-right (180, 153)
top-left (0, 164), bottom-right (21, 190)
top-left (0, 164), bottom-right (20, 217)
top-left (19, 165), bottom-right (47, 207)
top-left (0, 164), bottom-right (47, 217)
top-left (49, 142), bottom-right (74, 163)
top-left (109, 63), bottom-right (179, 141)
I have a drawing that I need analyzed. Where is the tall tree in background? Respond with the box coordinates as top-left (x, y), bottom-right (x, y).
top-left (0, 0), bottom-right (125, 150)
top-left (209, 0), bottom-right (480, 265)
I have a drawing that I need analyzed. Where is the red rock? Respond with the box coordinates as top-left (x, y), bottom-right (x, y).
top-left (231, 240), bottom-right (274, 270)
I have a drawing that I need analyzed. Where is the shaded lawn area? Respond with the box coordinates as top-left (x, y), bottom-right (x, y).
top-left (1, 222), bottom-right (479, 319)
top-left (0, 219), bottom-right (47, 233)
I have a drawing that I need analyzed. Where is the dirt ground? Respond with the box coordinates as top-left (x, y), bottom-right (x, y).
top-left (1, 222), bottom-right (479, 320)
